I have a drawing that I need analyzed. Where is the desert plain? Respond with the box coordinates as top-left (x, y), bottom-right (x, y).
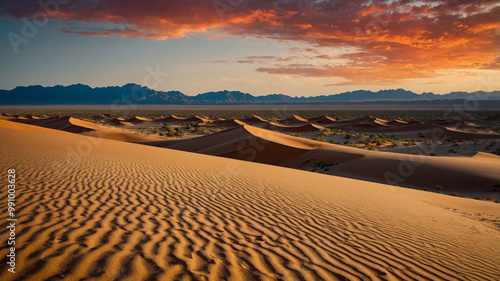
top-left (0, 109), bottom-right (499, 280)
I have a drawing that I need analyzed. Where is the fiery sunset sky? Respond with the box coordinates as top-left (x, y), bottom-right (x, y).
top-left (1, 0), bottom-right (499, 96)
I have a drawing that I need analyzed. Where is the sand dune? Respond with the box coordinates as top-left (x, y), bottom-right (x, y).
top-left (165, 125), bottom-right (330, 165)
top-left (370, 122), bottom-right (500, 140)
top-left (154, 115), bottom-right (188, 122)
top-left (23, 114), bottom-right (42, 119)
top-left (293, 147), bottom-right (500, 192)
top-left (265, 123), bottom-right (325, 132)
top-left (124, 116), bottom-right (153, 123)
top-left (436, 126), bottom-right (500, 140)
top-left (239, 115), bottom-right (270, 124)
top-left (281, 115), bottom-right (310, 125)
top-left (162, 125), bottom-right (500, 192)
top-left (308, 115), bottom-right (336, 124)
top-left (3, 115), bottom-right (161, 143)
top-left (387, 119), bottom-right (408, 126)
top-left (3, 115), bottom-right (499, 192)
top-left (331, 116), bottom-right (389, 128)
top-left (185, 116), bottom-right (209, 123)
top-left (198, 119), bottom-right (246, 127)
top-left (10, 116), bottom-right (96, 133)
top-left (0, 120), bottom-right (74, 135)
top-left (325, 117), bottom-right (500, 139)
top-left (1, 123), bottom-right (499, 280)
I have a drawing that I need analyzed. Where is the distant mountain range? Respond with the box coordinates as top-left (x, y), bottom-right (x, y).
top-left (1, 83), bottom-right (500, 105)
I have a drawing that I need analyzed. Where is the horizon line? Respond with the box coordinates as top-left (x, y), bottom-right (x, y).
top-left (3, 83), bottom-right (500, 98)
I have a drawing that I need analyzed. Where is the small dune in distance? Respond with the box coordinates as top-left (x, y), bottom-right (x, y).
top-left (1, 109), bottom-right (499, 280)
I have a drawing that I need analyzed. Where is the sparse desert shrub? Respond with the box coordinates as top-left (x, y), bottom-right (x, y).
top-left (357, 135), bottom-right (367, 143)
top-left (182, 123), bottom-right (193, 130)
top-left (316, 135), bottom-right (327, 142)
top-left (174, 127), bottom-right (185, 137)
top-left (448, 148), bottom-right (459, 154)
top-left (165, 127), bottom-right (176, 137)
top-left (163, 124), bottom-right (185, 137)
top-left (322, 128), bottom-right (331, 135)
top-left (193, 127), bottom-right (209, 135)
top-left (435, 185), bottom-right (443, 192)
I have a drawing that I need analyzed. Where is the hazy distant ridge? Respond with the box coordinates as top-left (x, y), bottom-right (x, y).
top-left (1, 83), bottom-right (499, 105)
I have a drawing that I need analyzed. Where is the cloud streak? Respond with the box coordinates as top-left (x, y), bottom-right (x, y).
top-left (3, 0), bottom-right (499, 84)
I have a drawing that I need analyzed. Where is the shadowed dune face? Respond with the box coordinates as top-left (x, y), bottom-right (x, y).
top-left (281, 115), bottom-right (310, 126)
top-left (308, 115), bottom-right (336, 124)
top-left (166, 125), bottom-right (332, 164)
top-left (1, 115), bottom-right (162, 143)
top-left (265, 123), bottom-right (325, 132)
top-left (198, 119), bottom-right (246, 127)
top-left (10, 116), bottom-right (96, 133)
top-left (0, 126), bottom-right (500, 280)
top-left (160, 124), bottom-right (500, 193)
top-left (239, 115), bottom-right (270, 124)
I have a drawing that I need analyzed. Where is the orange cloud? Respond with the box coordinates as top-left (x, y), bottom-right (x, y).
top-left (2, 0), bottom-right (498, 84)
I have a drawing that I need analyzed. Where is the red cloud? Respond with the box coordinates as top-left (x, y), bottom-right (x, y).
top-left (3, 0), bottom-right (499, 84)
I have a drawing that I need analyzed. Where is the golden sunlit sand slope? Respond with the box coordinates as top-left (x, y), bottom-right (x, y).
top-left (1, 115), bottom-right (162, 143)
top-left (0, 123), bottom-right (499, 280)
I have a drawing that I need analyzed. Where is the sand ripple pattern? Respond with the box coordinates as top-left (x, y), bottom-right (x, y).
top-left (0, 144), bottom-right (499, 281)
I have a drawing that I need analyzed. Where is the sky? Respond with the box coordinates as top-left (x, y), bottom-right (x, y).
top-left (0, 0), bottom-right (499, 97)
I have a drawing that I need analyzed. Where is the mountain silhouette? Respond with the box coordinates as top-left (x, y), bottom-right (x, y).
top-left (1, 83), bottom-right (499, 105)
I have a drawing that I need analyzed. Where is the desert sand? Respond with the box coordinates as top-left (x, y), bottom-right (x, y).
top-left (0, 119), bottom-right (499, 280)
top-left (160, 125), bottom-right (500, 193)
top-left (1, 115), bottom-right (162, 143)
top-left (3, 114), bottom-right (499, 194)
